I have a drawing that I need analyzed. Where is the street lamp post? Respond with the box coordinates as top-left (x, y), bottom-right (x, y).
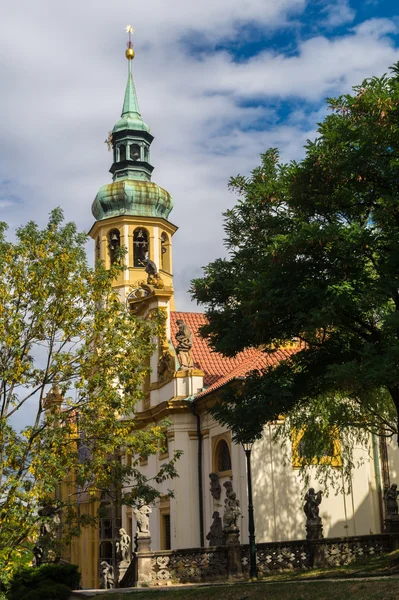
top-left (242, 442), bottom-right (257, 579)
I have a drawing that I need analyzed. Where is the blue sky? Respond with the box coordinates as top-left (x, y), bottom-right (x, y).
top-left (0, 0), bottom-right (399, 311)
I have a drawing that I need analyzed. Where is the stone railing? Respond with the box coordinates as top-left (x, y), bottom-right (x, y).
top-left (122, 533), bottom-right (395, 587)
top-left (320, 534), bottom-right (390, 567)
top-left (241, 539), bottom-right (311, 574)
top-left (150, 547), bottom-right (228, 584)
top-left (240, 534), bottom-right (391, 575)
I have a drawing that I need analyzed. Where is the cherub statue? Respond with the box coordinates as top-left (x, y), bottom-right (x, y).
top-left (133, 503), bottom-right (152, 535)
top-left (384, 484), bottom-right (399, 516)
top-left (223, 492), bottom-right (241, 529)
top-left (100, 561), bottom-right (114, 589)
top-left (304, 488), bottom-right (323, 521)
top-left (206, 511), bottom-right (223, 546)
top-left (209, 472), bottom-right (221, 500)
top-left (116, 528), bottom-right (131, 563)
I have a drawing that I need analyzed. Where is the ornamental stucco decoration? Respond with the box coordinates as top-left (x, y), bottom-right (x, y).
top-left (150, 550), bottom-right (228, 583)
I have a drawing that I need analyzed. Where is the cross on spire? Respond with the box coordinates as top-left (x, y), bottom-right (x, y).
top-left (126, 24), bottom-right (134, 49)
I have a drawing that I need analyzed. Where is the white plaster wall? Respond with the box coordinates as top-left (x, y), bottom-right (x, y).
top-left (125, 410), bottom-right (384, 553)
top-left (176, 375), bottom-right (204, 399)
top-left (125, 410), bottom-right (201, 551)
top-left (201, 421), bottom-right (382, 547)
top-left (248, 425), bottom-right (381, 542)
top-left (386, 438), bottom-right (399, 486)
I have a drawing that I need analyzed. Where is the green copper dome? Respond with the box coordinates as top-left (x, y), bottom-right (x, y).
top-left (92, 180), bottom-right (173, 221)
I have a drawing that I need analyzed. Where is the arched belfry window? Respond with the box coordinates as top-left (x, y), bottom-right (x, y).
top-left (133, 228), bottom-right (149, 267)
top-left (108, 229), bottom-right (120, 265)
top-left (119, 144), bottom-right (126, 162)
top-left (96, 236), bottom-right (101, 261)
top-left (160, 232), bottom-right (171, 272)
top-left (129, 144), bottom-right (140, 161)
top-left (215, 439), bottom-right (232, 473)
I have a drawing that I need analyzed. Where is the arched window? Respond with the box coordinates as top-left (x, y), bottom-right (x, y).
top-left (129, 144), bottom-right (140, 161)
top-left (215, 439), bottom-right (232, 473)
top-left (133, 228), bottom-right (149, 267)
top-left (119, 144), bottom-right (126, 162)
top-left (96, 236), bottom-right (100, 261)
top-left (160, 232), bottom-right (171, 272)
top-left (108, 229), bottom-right (120, 265)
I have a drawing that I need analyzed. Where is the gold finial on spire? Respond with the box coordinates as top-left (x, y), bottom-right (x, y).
top-left (125, 24), bottom-right (135, 60)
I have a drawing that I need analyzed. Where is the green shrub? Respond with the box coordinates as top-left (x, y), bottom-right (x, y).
top-left (20, 582), bottom-right (71, 600)
top-left (7, 563), bottom-right (80, 600)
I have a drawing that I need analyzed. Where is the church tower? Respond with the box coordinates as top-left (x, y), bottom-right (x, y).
top-left (89, 30), bottom-right (177, 311)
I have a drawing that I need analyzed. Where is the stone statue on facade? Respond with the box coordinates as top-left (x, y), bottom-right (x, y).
top-left (223, 480), bottom-right (233, 498)
top-left (383, 483), bottom-right (399, 534)
top-left (304, 488), bottom-right (323, 521)
top-left (206, 511), bottom-right (223, 546)
top-left (100, 561), bottom-right (115, 589)
top-left (175, 320), bottom-right (194, 369)
top-left (223, 492), bottom-right (241, 529)
top-left (384, 484), bottom-right (399, 516)
top-left (209, 472), bottom-right (221, 500)
top-left (141, 258), bottom-right (164, 288)
top-left (32, 544), bottom-right (44, 567)
top-left (133, 504), bottom-right (152, 535)
top-left (222, 481), bottom-right (242, 575)
top-left (116, 528), bottom-right (131, 563)
top-left (157, 350), bottom-right (176, 383)
top-left (32, 502), bottom-right (62, 565)
top-left (223, 481), bottom-right (241, 534)
top-left (304, 488), bottom-right (323, 540)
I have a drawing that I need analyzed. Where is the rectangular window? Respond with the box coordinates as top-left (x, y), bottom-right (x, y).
top-left (291, 427), bottom-right (342, 468)
top-left (162, 514), bottom-right (171, 550)
top-left (159, 431), bottom-right (169, 459)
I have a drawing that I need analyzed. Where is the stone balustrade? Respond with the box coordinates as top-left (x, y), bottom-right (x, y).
top-left (120, 532), bottom-right (395, 587)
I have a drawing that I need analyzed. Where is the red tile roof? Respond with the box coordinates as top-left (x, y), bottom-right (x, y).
top-left (170, 311), bottom-right (298, 399)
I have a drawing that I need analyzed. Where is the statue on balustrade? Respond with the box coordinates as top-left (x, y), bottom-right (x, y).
top-left (116, 528), bottom-right (131, 563)
top-left (175, 320), bottom-right (194, 369)
top-left (133, 503), bottom-right (152, 535)
top-left (384, 484), bottom-right (399, 516)
top-left (100, 561), bottom-right (115, 589)
top-left (209, 472), bottom-right (221, 500)
top-left (206, 511), bottom-right (223, 546)
top-left (304, 488), bottom-right (323, 540)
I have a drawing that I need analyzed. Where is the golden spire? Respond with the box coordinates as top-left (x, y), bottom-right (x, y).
top-left (125, 24), bottom-right (135, 60)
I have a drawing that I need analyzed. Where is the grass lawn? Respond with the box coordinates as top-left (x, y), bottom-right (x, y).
top-left (81, 578), bottom-right (399, 600)
top-left (74, 551), bottom-right (399, 600)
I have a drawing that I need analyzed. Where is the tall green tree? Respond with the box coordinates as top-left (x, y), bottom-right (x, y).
top-left (192, 65), bottom-right (399, 457)
top-left (0, 209), bottom-right (178, 580)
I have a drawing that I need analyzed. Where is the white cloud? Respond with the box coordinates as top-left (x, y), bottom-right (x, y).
top-left (0, 2), bottom-right (398, 317)
top-left (322, 0), bottom-right (355, 27)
